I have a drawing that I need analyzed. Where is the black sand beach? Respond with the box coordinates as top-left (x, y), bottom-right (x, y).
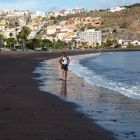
top-left (0, 52), bottom-right (115, 140)
top-left (35, 54), bottom-right (140, 140)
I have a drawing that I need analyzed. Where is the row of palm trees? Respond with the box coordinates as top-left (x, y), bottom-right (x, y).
top-left (0, 26), bottom-right (123, 51)
top-left (0, 26), bottom-right (31, 50)
top-left (0, 26), bottom-right (70, 51)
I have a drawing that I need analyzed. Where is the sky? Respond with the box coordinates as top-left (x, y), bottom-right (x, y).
top-left (0, 0), bottom-right (140, 11)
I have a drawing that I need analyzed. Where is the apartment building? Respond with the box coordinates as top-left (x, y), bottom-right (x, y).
top-left (78, 29), bottom-right (102, 45)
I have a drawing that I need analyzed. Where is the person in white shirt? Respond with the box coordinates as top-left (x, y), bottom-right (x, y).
top-left (59, 52), bottom-right (70, 81)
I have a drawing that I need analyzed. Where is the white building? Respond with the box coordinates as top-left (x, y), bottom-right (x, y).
top-left (78, 29), bottom-right (102, 45)
top-left (130, 40), bottom-right (140, 46)
top-left (110, 6), bottom-right (126, 12)
top-left (46, 25), bottom-right (61, 35)
top-left (118, 39), bottom-right (140, 46)
top-left (18, 17), bottom-right (27, 26)
top-left (3, 28), bottom-right (16, 38)
top-left (31, 11), bottom-right (46, 18)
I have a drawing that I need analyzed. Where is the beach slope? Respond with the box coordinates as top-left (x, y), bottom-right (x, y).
top-left (0, 52), bottom-right (115, 140)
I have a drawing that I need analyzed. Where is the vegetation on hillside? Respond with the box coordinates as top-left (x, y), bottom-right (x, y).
top-left (62, 3), bottom-right (140, 31)
top-left (124, 3), bottom-right (140, 8)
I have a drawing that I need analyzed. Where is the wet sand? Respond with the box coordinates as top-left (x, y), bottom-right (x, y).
top-left (0, 52), bottom-right (115, 140)
top-left (36, 56), bottom-right (140, 140)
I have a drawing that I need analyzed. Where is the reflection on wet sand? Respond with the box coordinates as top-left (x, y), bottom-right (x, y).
top-left (60, 80), bottom-right (67, 97)
top-left (38, 58), bottom-right (140, 140)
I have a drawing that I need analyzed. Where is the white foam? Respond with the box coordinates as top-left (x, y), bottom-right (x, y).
top-left (69, 54), bottom-right (140, 99)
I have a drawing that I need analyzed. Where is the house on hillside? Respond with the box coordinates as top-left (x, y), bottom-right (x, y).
top-left (109, 6), bottom-right (126, 12)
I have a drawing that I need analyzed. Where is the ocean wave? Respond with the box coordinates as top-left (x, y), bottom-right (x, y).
top-left (69, 53), bottom-right (140, 99)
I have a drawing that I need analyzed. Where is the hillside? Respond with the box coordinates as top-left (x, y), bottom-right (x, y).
top-left (65, 3), bottom-right (140, 32)
top-left (37, 3), bottom-right (140, 40)
top-left (100, 6), bottom-right (140, 31)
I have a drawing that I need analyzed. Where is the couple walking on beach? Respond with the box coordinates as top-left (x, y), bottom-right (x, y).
top-left (59, 52), bottom-right (70, 81)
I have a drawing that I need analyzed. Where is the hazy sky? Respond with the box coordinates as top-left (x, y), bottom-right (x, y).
top-left (0, 0), bottom-right (139, 11)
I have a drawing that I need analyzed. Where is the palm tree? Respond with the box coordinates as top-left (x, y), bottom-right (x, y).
top-left (52, 39), bottom-right (56, 49)
top-left (56, 40), bottom-right (67, 50)
top-left (105, 39), bottom-right (112, 48)
top-left (15, 28), bottom-right (19, 45)
top-left (41, 39), bottom-right (53, 49)
top-left (17, 26), bottom-right (31, 50)
top-left (0, 34), bottom-right (4, 48)
top-left (9, 32), bottom-right (13, 38)
top-left (28, 38), bottom-right (41, 50)
top-left (81, 41), bottom-right (88, 49)
top-left (5, 38), bottom-right (15, 48)
top-left (9, 33), bottom-right (13, 48)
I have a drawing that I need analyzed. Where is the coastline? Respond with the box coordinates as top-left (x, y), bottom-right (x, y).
top-left (0, 52), bottom-right (115, 140)
top-left (36, 53), bottom-right (140, 140)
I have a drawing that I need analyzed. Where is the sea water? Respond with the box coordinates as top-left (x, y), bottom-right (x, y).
top-left (69, 51), bottom-right (140, 99)
top-left (34, 51), bottom-right (140, 140)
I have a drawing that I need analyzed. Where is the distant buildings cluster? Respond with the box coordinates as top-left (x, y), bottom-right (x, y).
top-left (118, 39), bottom-right (140, 48)
top-left (0, 8), bottom-right (86, 39)
top-left (46, 8), bottom-right (85, 18)
top-left (0, 10), bottom-right (46, 39)
top-left (0, 6), bottom-right (139, 49)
